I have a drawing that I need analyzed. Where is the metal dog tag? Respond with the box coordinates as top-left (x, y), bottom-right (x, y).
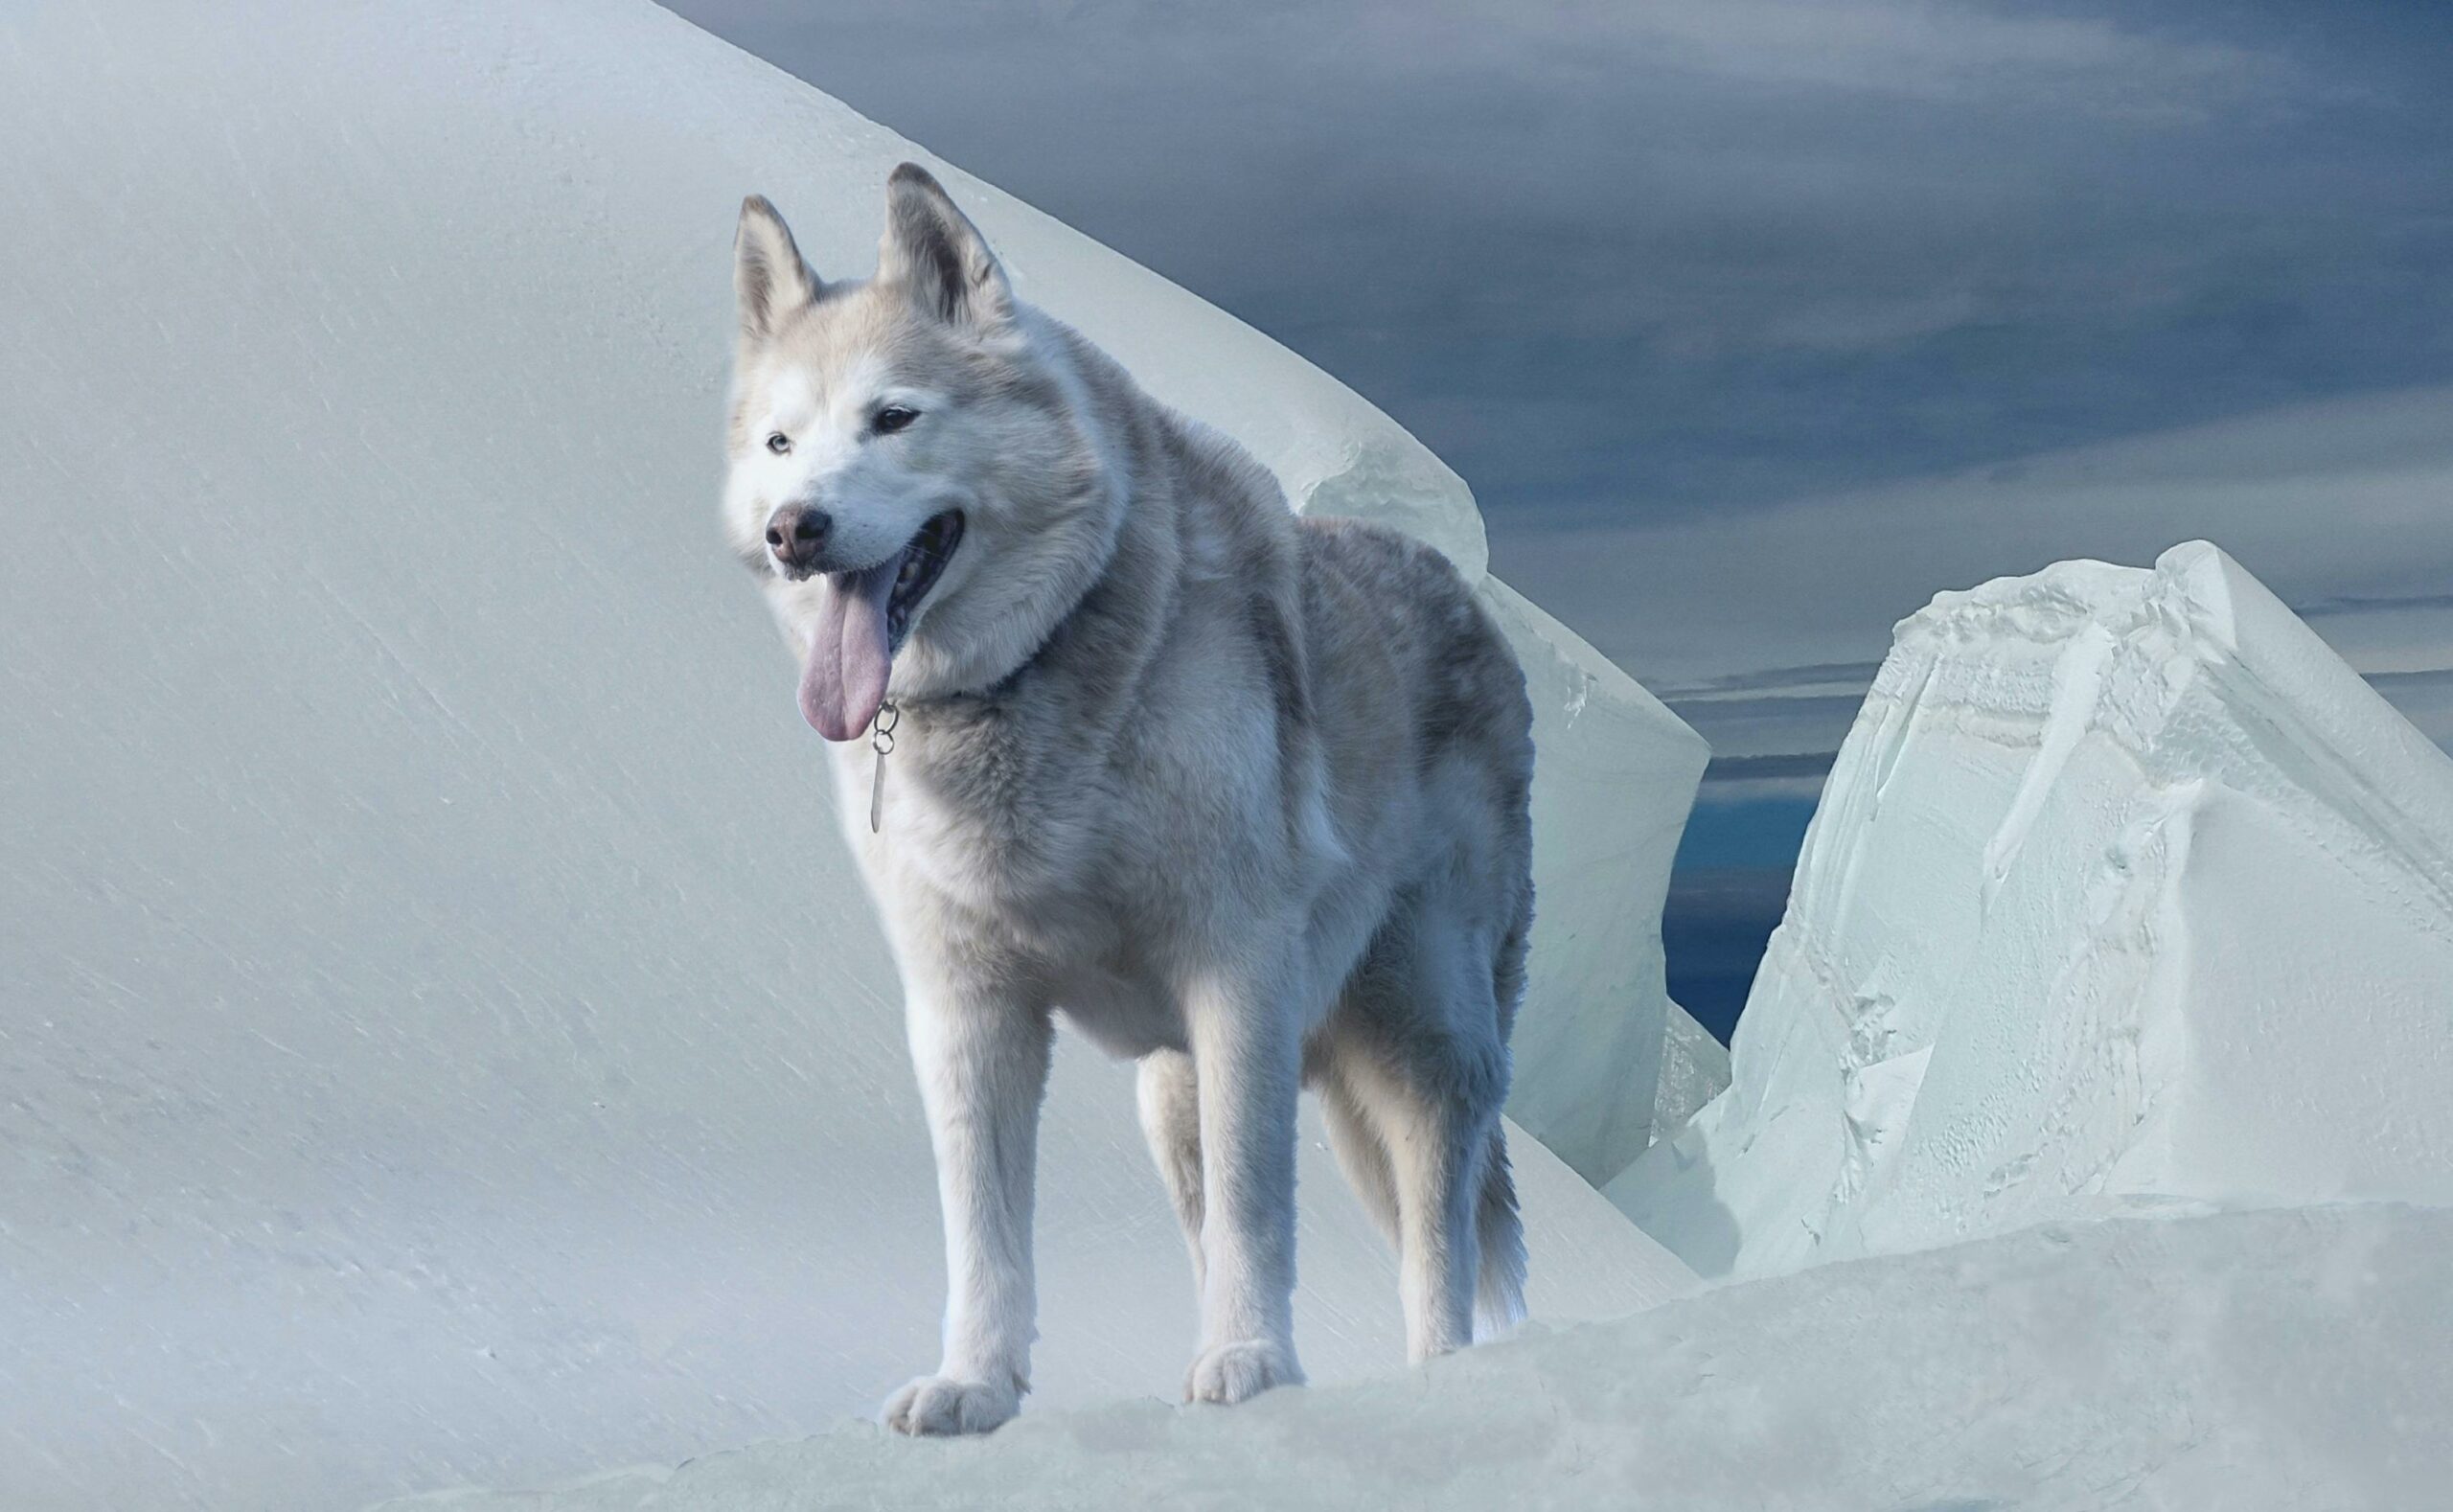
top-left (869, 701), bottom-right (899, 834)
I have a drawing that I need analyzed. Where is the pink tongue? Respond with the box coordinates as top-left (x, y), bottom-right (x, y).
top-left (798, 553), bottom-right (904, 741)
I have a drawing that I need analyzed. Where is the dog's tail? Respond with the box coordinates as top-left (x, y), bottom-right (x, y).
top-left (1474, 1123), bottom-right (1528, 1339)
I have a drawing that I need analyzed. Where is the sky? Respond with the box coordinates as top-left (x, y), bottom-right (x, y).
top-left (665, 0), bottom-right (2453, 1038)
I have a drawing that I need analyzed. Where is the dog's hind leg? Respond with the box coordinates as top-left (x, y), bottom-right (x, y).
top-left (1397, 1096), bottom-right (1494, 1363)
top-left (1317, 1072), bottom-right (1399, 1247)
top-left (1329, 1039), bottom-right (1525, 1350)
top-left (1348, 1052), bottom-right (1494, 1363)
top-left (1474, 885), bottom-right (1531, 1339)
top-left (1135, 1048), bottom-right (1205, 1298)
top-left (1332, 898), bottom-right (1515, 1363)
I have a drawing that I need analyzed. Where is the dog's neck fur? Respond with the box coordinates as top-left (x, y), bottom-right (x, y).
top-left (898, 313), bottom-right (1202, 745)
top-left (875, 308), bottom-right (1319, 915)
top-left (907, 315), bottom-right (1179, 729)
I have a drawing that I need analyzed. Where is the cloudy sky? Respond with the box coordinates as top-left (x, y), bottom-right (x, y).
top-left (667, 0), bottom-right (2453, 1035)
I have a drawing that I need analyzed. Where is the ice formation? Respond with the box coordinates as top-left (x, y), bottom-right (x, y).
top-left (1481, 581), bottom-right (1714, 1186)
top-left (1648, 997), bottom-right (1733, 1141)
top-left (377, 1203), bottom-right (2453, 1510)
top-left (1615, 541), bottom-right (2453, 1278)
top-left (0, 2), bottom-right (1711, 1507)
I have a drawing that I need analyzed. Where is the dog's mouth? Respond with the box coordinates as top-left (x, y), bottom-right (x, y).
top-left (883, 510), bottom-right (965, 651)
top-left (797, 511), bottom-right (965, 743)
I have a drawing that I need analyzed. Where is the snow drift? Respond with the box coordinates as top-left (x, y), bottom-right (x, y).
top-left (0, 2), bottom-right (1711, 1508)
top-left (378, 1203), bottom-right (2453, 1511)
top-left (1616, 541), bottom-right (2453, 1278)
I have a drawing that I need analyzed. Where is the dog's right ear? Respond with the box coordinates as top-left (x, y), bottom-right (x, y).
top-left (879, 164), bottom-right (1013, 332)
top-left (735, 195), bottom-right (821, 342)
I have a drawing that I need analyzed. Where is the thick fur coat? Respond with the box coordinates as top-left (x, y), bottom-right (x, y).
top-left (723, 166), bottom-right (1536, 1435)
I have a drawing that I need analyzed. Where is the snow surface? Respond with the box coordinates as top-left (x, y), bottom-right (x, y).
top-left (0, 2), bottom-right (1714, 1508)
top-left (377, 1203), bottom-right (2453, 1511)
top-left (1615, 542), bottom-right (2453, 1278)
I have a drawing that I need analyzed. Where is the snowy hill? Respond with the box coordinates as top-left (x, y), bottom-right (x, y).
top-left (379, 1203), bottom-right (2453, 1511)
top-left (1616, 542), bottom-right (2453, 1277)
top-left (0, 2), bottom-right (1711, 1508)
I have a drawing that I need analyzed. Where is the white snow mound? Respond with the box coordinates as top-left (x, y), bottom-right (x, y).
top-left (374, 1203), bottom-right (2453, 1511)
top-left (1615, 540), bottom-right (2453, 1278)
top-left (0, 2), bottom-right (1711, 1508)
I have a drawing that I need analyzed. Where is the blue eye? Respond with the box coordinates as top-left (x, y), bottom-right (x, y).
top-left (766, 432), bottom-right (791, 455)
top-left (874, 405), bottom-right (920, 435)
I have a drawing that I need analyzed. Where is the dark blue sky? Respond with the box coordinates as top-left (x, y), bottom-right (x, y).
top-left (667, 0), bottom-right (2453, 1038)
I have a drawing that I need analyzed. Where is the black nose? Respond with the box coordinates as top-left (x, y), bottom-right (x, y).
top-left (765, 504), bottom-right (832, 570)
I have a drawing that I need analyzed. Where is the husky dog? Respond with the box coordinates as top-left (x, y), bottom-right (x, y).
top-left (723, 166), bottom-right (1535, 1436)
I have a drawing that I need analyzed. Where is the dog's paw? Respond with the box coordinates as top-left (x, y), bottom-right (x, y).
top-left (882, 1373), bottom-right (1020, 1436)
top-left (1182, 1338), bottom-right (1304, 1406)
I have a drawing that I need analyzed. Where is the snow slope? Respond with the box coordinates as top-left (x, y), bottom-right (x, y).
top-left (378, 1203), bottom-right (2453, 1511)
top-left (1615, 542), bottom-right (2453, 1278)
top-left (0, 2), bottom-right (1710, 1508)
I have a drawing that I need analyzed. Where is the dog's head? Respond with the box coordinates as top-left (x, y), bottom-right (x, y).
top-left (724, 166), bottom-right (1118, 741)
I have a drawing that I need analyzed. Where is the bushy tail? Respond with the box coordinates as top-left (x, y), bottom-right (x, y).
top-left (1474, 1124), bottom-right (1528, 1339)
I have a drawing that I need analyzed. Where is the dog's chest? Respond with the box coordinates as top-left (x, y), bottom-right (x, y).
top-left (852, 724), bottom-right (1142, 947)
top-left (845, 694), bottom-right (1281, 1020)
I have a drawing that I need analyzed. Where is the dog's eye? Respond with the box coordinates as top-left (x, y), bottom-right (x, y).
top-left (873, 405), bottom-right (920, 435)
top-left (766, 432), bottom-right (791, 455)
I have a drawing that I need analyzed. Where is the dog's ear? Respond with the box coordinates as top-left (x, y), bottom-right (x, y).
top-left (879, 164), bottom-right (1014, 332)
top-left (736, 195), bottom-right (821, 342)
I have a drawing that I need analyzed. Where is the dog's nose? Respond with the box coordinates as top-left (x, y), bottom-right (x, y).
top-left (766, 504), bottom-right (832, 570)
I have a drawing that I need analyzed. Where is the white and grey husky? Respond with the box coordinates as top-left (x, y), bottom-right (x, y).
top-left (723, 166), bottom-right (1536, 1435)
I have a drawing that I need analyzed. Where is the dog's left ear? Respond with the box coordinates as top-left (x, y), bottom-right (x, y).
top-left (880, 164), bottom-right (1014, 332)
top-left (736, 195), bottom-right (822, 342)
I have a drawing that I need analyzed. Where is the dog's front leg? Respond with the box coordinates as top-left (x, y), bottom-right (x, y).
top-left (1181, 963), bottom-right (1306, 1405)
top-left (882, 967), bottom-right (1053, 1437)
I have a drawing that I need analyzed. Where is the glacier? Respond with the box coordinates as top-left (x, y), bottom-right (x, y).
top-left (1614, 541), bottom-right (2453, 1278)
top-left (379, 1203), bottom-right (2453, 1511)
top-left (0, 1), bottom-right (1713, 1508)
